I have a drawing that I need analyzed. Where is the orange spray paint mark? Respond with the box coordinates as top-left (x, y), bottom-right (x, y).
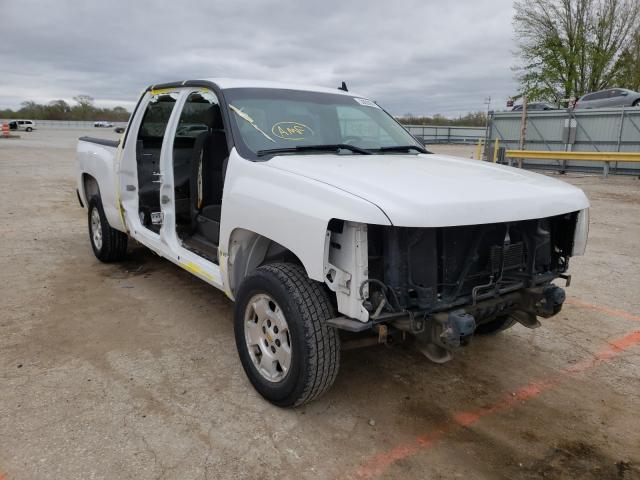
top-left (345, 329), bottom-right (640, 480)
top-left (565, 297), bottom-right (640, 323)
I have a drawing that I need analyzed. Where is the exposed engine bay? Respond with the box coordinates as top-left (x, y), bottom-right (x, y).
top-left (324, 212), bottom-right (583, 362)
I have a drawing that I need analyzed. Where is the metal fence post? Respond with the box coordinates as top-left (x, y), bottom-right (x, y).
top-left (615, 107), bottom-right (625, 174)
top-left (617, 107), bottom-right (625, 152)
top-left (483, 111), bottom-right (493, 161)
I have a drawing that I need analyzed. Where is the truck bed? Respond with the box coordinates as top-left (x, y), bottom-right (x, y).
top-left (78, 136), bottom-right (120, 148)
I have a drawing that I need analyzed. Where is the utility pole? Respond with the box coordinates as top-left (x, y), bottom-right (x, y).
top-left (518, 96), bottom-right (528, 168)
top-left (483, 96), bottom-right (491, 160)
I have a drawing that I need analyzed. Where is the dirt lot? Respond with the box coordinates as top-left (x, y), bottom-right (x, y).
top-left (1, 129), bottom-right (639, 480)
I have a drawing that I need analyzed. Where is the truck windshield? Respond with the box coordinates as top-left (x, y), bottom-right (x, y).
top-left (223, 88), bottom-right (424, 159)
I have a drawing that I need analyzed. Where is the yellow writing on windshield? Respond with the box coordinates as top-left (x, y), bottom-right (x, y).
top-left (272, 122), bottom-right (314, 140)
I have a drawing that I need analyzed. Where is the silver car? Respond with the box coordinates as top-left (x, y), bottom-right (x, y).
top-left (575, 88), bottom-right (640, 109)
top-left (512, 102), bottom-right (555, 111)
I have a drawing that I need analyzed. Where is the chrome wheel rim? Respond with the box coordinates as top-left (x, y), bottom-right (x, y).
top-left (90, 207), bottom-right (103, 251)
top-left (244, 293), bottom-right (291, 382)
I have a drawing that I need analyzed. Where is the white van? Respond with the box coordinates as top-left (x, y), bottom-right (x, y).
top-left (9, 120), bottom-right (36, 132)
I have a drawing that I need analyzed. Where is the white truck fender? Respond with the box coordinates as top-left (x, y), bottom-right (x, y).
top-left (219, 149), bottom-right (390, 294)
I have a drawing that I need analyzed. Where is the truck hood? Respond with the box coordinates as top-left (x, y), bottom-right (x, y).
top-left (265, 153), bottom-right (590, 227)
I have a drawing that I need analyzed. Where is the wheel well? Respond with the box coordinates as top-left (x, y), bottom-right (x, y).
top-left (227, 228), bottom-right (308, 297)
top-left (82, 173), bottom-right (100, 203)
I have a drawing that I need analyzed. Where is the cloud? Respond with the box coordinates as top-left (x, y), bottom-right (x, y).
top-left (0, 0), bottom-right (517, 115)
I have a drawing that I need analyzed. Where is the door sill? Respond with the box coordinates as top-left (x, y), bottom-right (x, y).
top-left (180, 234), bottom-right (219, 264)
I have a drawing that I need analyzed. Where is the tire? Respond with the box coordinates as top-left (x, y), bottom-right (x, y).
top-left (88, 195), bottom-right (128, 262)
top-left (26, 127), bottom-right (32, 132)
top-left (234, 263), bottom-right (340, 407)
top-left (474, 315), bottom-right (516, 335)
top-left (633, 99), bottom-right (640, 107)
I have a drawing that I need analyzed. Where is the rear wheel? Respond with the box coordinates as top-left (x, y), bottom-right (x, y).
top-left (88, 195), bottom-right (128, 262)
top-left (474, 315), bottom-right (516, 335)
top-left (26, 127), bottom-right (33, 132)
top-left (234, 263), bottom-right (340, 407)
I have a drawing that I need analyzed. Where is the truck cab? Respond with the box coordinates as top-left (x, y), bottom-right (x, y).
top-left (76, 79), bottom-right (589, 407)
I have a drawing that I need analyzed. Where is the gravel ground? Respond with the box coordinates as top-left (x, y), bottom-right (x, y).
top-left (1, 129), bottom-right (639, 480)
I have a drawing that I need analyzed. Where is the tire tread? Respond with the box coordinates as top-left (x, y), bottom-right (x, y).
top-left (241, 262), bottom-right (340, 406)
top-left (88, 195), bottom-right (128, 262)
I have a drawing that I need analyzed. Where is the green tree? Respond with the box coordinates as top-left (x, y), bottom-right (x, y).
top-left (19, 101), bottom-right (42, 118)
top-left (1, 98), bottom-right (130, 122)
top-left (513, 0), bottom-right (640, 102)
top-left (613, 31), bottom-right (640, 90)
top-left (396, 111), bottom-right (487, 127)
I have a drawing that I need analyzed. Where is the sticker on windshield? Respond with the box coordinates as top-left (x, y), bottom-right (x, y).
top-left (353, 98), bottom-right (379, 108)
top-left (271, 121), bottom-right (314, 140)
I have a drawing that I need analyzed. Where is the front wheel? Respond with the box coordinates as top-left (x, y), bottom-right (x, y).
top-left (234, 263), bottom-right (340, 407)
top-left (26, 127), bottom-right (33, 132)
top-left (88, 195), bottom-right (128, 262)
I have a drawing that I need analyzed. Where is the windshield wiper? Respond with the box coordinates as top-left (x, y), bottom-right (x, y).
top-left (257, 144), bottom-right (372, 157)
top-left (374, 145), bottom-right (430, 154)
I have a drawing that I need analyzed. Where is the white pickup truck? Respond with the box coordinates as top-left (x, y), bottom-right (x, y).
top-left (76, 78), bottom-right (589, 406)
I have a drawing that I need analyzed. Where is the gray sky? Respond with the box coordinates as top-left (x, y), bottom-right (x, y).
top-left (0, 0), bottom-right (517, 116)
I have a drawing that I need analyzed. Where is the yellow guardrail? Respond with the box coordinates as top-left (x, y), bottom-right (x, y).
top-left (503, 149), bottom-right (640, 177)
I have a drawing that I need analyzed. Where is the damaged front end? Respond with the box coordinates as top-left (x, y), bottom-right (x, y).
top-left (324, 211), bottom-right (586, 363)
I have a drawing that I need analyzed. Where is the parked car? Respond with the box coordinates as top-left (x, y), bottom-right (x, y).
top-left (9, 120), bottom-right (36, 131)
top-left (94, 121), bottom-right (114, 128)
top-left (575, 88), bottom-right (640, 109)
top-left (512, 102), bottom-right (554, 111)
top-left (76, 78), bottom-right (589, 407)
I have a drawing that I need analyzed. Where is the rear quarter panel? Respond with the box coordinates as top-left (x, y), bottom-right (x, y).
top-left (76, 140), bottom-right (124, 232)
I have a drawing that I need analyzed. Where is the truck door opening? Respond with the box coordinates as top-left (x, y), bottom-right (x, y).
top-left (135, 92), bottom-right (178, 233)
top-left (172, 90), bottom-right (228, 262)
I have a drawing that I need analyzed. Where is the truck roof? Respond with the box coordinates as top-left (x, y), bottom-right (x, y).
top-left (148, 78), bottom-right (362, 97)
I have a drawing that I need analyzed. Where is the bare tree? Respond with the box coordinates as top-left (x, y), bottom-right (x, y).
top-left (72, 95), bottom-right (94, 107)
top-left (72, 95), bottom-right (95, 120)
top-left (513, 0), bottom-right (640, 102)
top-left (46, 100), bottom-right (71, 120)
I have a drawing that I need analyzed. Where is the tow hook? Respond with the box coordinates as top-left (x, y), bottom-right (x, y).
top-left (417, 310), bottom-right (476, 364)
top-left (537, 285), bottom-right (566, 317)
top-left (440, 310), bottom-right (476, 349)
